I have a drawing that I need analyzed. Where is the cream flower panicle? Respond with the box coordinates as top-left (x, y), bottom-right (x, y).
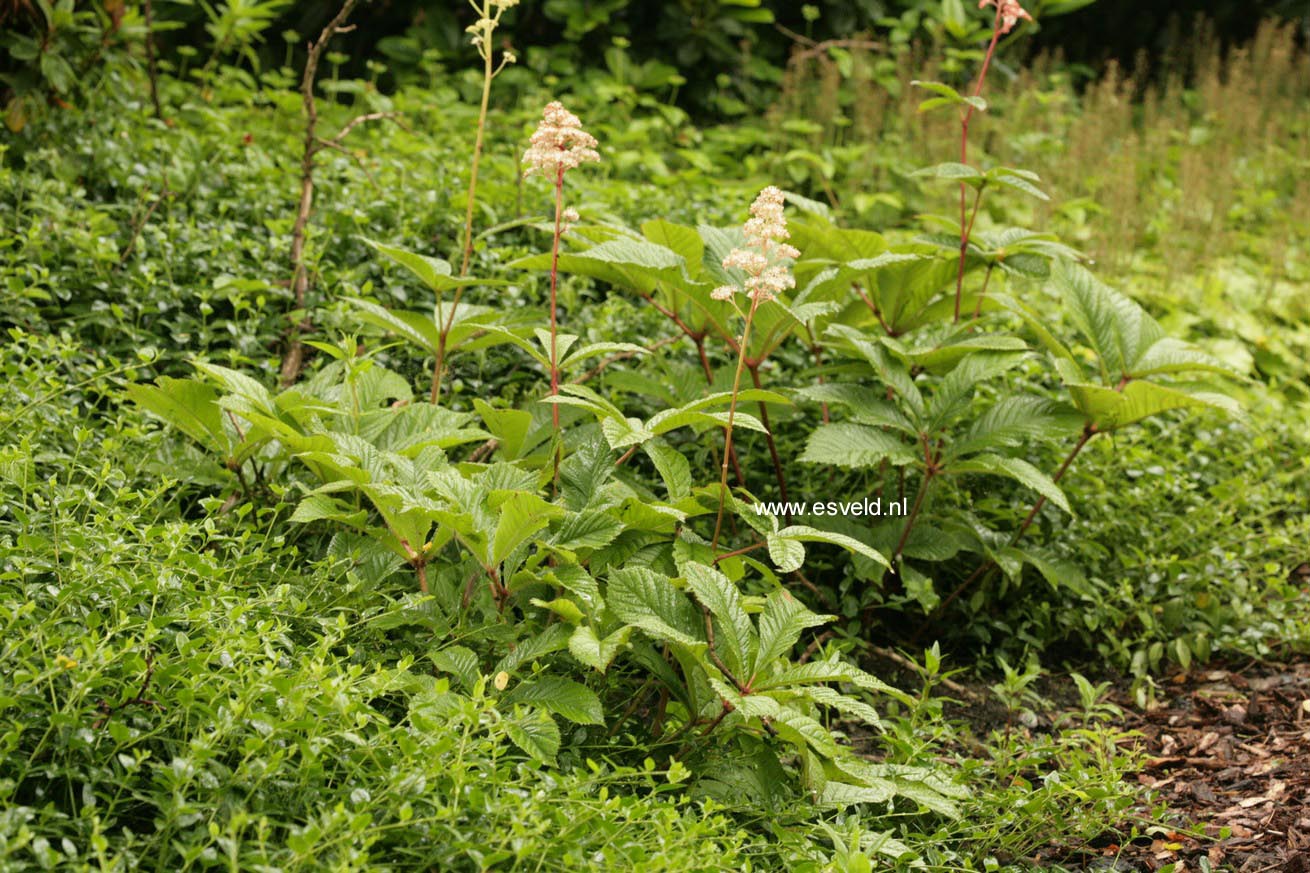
top-left (978, 0), bottom-right (1032, 34)
top-left (523, 101), bottom-right (600, 179)
top-left (714, 186), bottom-right (800, 304)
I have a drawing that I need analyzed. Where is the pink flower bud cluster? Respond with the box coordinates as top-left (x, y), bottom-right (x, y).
top-left (523, 101), bottom-right (600, 179)
top-left (711, 186), bottom-right (800, 304)
top-left (979, 0), bottom-right (1032, 34)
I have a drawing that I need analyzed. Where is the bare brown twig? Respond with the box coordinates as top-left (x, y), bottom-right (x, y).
top-left (278, 0), bottom-right (403, 387)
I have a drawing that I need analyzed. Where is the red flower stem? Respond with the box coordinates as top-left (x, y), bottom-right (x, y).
top-left (712, 297), bottom-right (759, 554)
top-left (548, 166), bottom-right (565, 431)
top-left (954, 4), bottom-right (1005, 323)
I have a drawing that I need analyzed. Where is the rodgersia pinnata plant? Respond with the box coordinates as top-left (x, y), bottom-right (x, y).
top-left (710, 185), bottom-right (799, 553)
top-left (523, 100), bottom-right (601, 433)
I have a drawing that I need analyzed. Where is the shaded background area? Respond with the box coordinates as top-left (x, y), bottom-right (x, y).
top-left (4, 0), bottom-right (1309, 122)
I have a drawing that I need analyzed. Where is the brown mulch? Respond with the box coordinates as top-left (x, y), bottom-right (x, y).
top-left (1048, 658), bottom-right (1310, 872)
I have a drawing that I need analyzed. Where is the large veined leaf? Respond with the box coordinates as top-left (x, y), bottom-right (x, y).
top-left (504, 708), bottom-right (560, 765)
top-left (492, 491), bottom-right (563, 565)
top-left (794, 384), bottom-right (918, 435)
top-left (501, 677), bottom-right (604, 725)
top-left (753, 590), bottom-right (832, 676)
top-left (641, 218), bottom-right (704, 268)
top-left (1067, 380), bottom-right (1241, 431)
top-left (772, 524), bottom-right (892, 571)
top-left (643, 439), bottom-right (692, 502)
top-left (568, 625), bottom-right (632, 673)
top-left (825, 325), bottom-right (925, 416)
top-left (607, 566), bottom-right (706, 652)
top-left (948, 396), bottom-right (1083, 459)
top-left (127, 378), bottom-right (225, 453)
top-left (947, 454), bottom-right (1071, 513)
top-left (683, 561), bottom-right (755, 677)
top-left (513, 238), bottom-right (692, 294)
top-left (800, 423), bottom-right (919, 469)
top-left (924, 350), bottom-right (1028, 430)
top-left (365, 238), bottom-right (505, 293)
top-left (1055, 262), bottom-right (1164, 380)
top-left (348, 298), bottom-right (442, 353)
top-left (769, 707), bottom-right (841, 757)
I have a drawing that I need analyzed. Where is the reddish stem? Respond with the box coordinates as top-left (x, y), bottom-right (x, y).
top-left (548, 167), bottom-right (565, 430)
top-left (954, 5), bottom-right (1005, 323)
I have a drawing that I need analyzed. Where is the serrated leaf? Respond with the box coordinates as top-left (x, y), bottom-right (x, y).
top-left (800, 423), bottom-right (918, 469)
top-left (754, 590), bottom-right (832, 675)
top-left (504, 709), bottom-right (560, 764)
top-left (429, 646), bottom-right (480, 690)
top-left (643, 439), bottom-right (692, 501)
top-left (766, 534), bottom-right (806, 573)
top-left (776, 525), bottom-right (892, 571)
top-left (502, 677), bottom-right (603, 725)
top-left (948, 454), bottom-right (1071, 513)
top-left (568, 625), bottom-right (631, 673)
top-left (683, 562), bottom-right (755, 677)
top-left (126, 378), bottom-right (225, 453)
top-left (607, 567), bottom-right (706, 652)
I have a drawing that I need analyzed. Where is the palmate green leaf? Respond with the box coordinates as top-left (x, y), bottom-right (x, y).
top-left (1129, 337), bottom-right (1237, 379)
top-left (646, 389), bottom-right (789, 435)
top-left (708, 677), bottom-right (781, 720)
top-left (754, 590), bottom-right (833, 676)
top-left (504, 708), bottom-right (560, 765)
top-left (568, 625), bottom-right (631, 673)
top-left (825, 325), bottom-right (924, 415)
top-left (924, 350), bottom-right (1028, 431)
top-left (502, 677), bottom-right (604, 725)
top-left (607, 566), bottom-right (706, 653)
top-left (1067, 380), bottom-right (1240, 431)
top-left (889, 332), bottom-right (1028, 373)
top-left (364, 404), bottom-right (485, 454)
top-left (683, 562), bottom-right (755, 677)
top-left (774, 525), bottom-right (892, 571)
top-left (799, 423), bottom-right (918, 470)
top-left (947, 454), bottom-right (1071, 514)
top-left (126, 378), bottom-right (225, 453)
